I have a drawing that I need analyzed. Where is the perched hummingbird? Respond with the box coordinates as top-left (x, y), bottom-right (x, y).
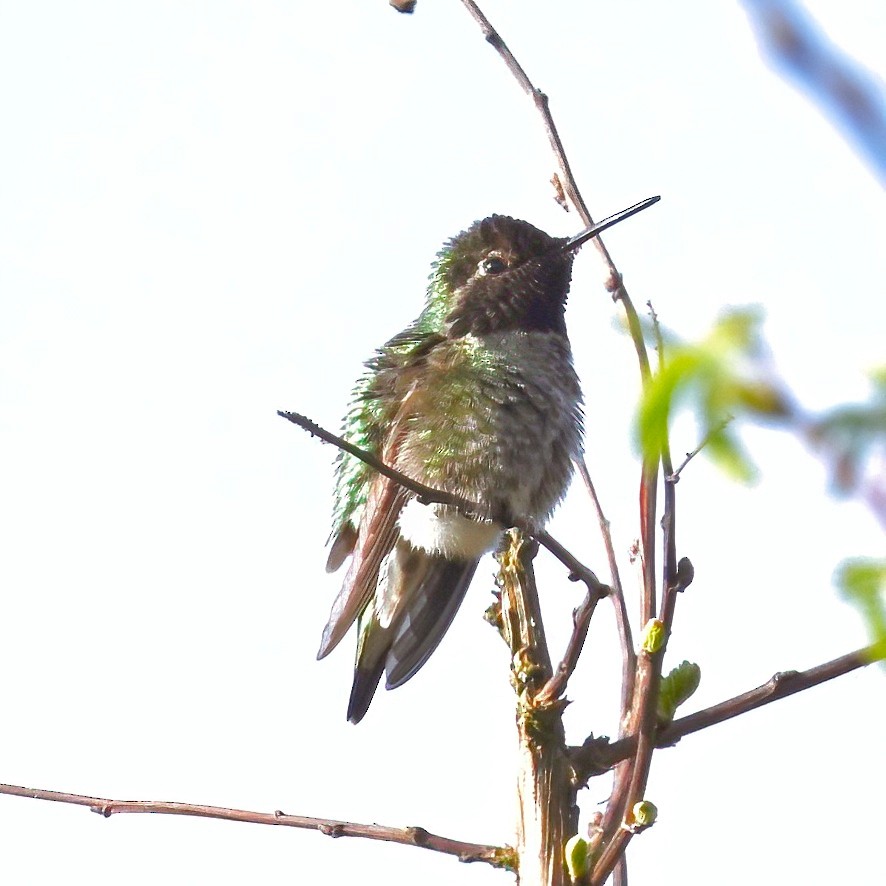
top-left (318, 198), bottom-right (658, 722)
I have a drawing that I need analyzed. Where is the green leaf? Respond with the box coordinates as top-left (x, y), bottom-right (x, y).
top-left (835, 558), bottom-right (886, 660)
top-left (658, 660), bottom-right (702, 724)
top-left (635, 307), bottom-right (786, 482)
top-left (704, 426), bottom-right (758, 483)
top-left (564, 834), bottom-right (590, 881)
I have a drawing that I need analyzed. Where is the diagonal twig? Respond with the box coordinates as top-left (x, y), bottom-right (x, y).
top-left (570, 643), bottom-right (884, 779)
top-left (534, 576), bottom-right (607, 708)
top-left (458, 0), bottom-right (649, 299)
top-left (277, 410), bottom-right (604, 593)
top-left (668, 415), bottom-right (736, 482)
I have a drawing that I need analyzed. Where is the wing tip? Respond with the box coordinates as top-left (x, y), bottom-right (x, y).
top-left (346, 660), bottom-right (386, 724)
top-left (326, 523), bottom-right (358, 573)
top-left (316, 624), bottom-right (337, 660)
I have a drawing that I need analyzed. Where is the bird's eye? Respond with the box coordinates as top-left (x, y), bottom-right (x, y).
top-left (479, 255), bottom-right (508, 275)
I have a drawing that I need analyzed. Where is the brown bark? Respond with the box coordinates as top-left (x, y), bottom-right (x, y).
top-left (498, 531), bottom-right (576, 886)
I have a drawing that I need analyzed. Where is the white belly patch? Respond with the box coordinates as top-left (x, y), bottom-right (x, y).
top-left (397, 499), bottom-right (501, 560)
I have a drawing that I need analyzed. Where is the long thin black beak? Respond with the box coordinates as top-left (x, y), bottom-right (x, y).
top-left (562, 196), bottom-right (660, 252)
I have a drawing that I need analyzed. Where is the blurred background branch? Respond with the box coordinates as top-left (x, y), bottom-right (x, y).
top-left (743, 0), bottom-right (886, 183)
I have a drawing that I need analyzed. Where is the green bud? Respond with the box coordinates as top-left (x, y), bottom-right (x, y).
top-left (632, 800), bottom-right (658, 829)
top-left (640, 618), bottom-right (665, 654)
top-left (564, 834), bottom-right (590, 881)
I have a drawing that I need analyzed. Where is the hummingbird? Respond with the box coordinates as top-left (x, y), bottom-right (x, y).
top-left (318, 198), bottom-right (658, 722)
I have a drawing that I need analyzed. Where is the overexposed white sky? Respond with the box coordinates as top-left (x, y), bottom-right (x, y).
top-left (1, 2), bottom-right (884, 884)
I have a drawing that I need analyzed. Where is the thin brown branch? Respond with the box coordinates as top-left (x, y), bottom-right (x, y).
top-left (668, 416), bottom-right (735, 483)
top-left (457, 0), bottom-right (647, 302)
top-left (593, 327), bottom-right (661, 880)
top-left (533, 527), bottom-right (608, 594)
top-left (648, 300), bottom-right (680, 631)
top-left (591, 651), bottom-right (658, 884)
top-left (571, 644), bottom-right (883, 778)
top-left (613, 857), bottom-right (629, 886)
top-left (277, 410), bottom-right (477, 514)
top-left (658, 643), bottom-right (882, 746)
top-left (592, 307), bottom-right (679, 883)
top-left (535, 579), bottom-right (607, 708)
top-left (278, 410), bottom-right (602, 592)
top-left (637, 304), bottom-right (659, 625)
top-left (576, 457), bottom-right (636, 724)
top-left (458, 1), bottom-right (590, 223)
top-left (0, 784), bottom-right (509, 867)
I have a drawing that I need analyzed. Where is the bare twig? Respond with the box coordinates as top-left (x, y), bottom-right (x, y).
top-left (533, 527), bottom-right (609, 594)
top-left (650, 302), bottom-right (681, 632)
top-left (529, 523), bottom-right (611, 707)
top-left (457, 0), bottom-right (652, 306)
top-left (591, 652), bottom-right (657, 884)
top-left (458, 1), bottom-right (591, 224)
top-left (570, 644), bottom-right (883, 778)
top-left (535, 578), bottom-right (607, 708)
top-left (278, 410), bottom-right (603, 592)
top-left (576, 457), bottom-right (636, 725)
top-left (0, 784), bottom-right (509, 867)
top-left (278, 410), bottom-right (477, 513)
top-left (668, 416), bottom-right (735, 482)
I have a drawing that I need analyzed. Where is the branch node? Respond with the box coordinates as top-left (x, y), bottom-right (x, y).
top-left (770, 669), bottom-right (800, 689)
top-left (320, 823), bottom-right (346, 838)
top-left (607, 271), bottom-right (624, 298)
top-left (407, 825), bottom-right (431, 846)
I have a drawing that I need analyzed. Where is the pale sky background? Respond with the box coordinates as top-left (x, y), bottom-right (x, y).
top-left (1, 1), bottom-right (884, 884)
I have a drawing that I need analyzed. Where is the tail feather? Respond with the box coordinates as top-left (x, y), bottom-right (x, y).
top-left (385, 558), bottom-right (478, 688)
top-left (344, 539), bottom-right (478, 723)
top-left (347, 656), bottom-right (388, 724)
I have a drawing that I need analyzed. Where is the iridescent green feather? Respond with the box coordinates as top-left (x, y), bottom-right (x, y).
top-left (329, 245), bottom-right (461, 536)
